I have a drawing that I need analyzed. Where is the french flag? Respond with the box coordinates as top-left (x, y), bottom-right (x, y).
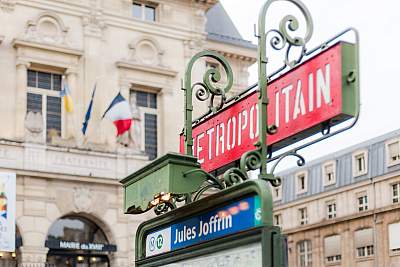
top-left (102, 92), bottom-right (132, 136)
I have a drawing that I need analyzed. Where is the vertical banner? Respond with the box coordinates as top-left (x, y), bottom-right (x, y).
top-left (0, 173), bottom-right (16, 252)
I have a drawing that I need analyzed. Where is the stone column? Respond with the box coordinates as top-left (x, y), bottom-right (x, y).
top-left (15, 60), bottom-right (31, 140)
top-left (65, 68), bottom-right (78, 140)
top-left (18, 246), bottom-right (49, 267)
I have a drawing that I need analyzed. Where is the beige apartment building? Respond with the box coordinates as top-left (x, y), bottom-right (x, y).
top-left (273, 130), bottom-right (400, 267)
top-left (0, 0), bottom-right (256, 266)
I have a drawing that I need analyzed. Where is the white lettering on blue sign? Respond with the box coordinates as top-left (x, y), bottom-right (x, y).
top-left (145, 195), bottom-right (261, 258)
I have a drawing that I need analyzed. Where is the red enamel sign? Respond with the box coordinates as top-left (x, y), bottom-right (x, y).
top-left (180, 42), bottom-right (357, 173)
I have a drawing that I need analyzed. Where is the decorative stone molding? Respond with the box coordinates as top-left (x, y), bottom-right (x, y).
top-left (24, 111), bottom-right (44, 143)
top-left (73, 187), bottom-right (93, 213)
top-left (22, 11), bottom-right (70, 46)
top-left (126, 37), bottom-right (166, 67)
top-left (82, 4), bottom-right (106, 38)
top-left (0, 0), bottom-right (15, 12)
top-left (19, 246), bottom-right (49, 266)
top-left (116, 61), bottom-right (177, 77)
top-left (183, 38), bottom-right (205, 59)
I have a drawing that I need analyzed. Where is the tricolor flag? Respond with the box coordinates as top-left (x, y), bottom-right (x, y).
top-left (82, 84), bottom-right (96, 135)
top-left (102, 92), bottom-right (132, 136)
top-left (60, 81), bottom-right (74, 113)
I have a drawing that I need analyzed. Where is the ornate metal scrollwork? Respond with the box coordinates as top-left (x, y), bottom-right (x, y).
top-left (183, 51), bottom-right (234, 156)
top-left (152, 193), bottom-right (192, 216)
top-left (260, 0), bottom-right (314, 70)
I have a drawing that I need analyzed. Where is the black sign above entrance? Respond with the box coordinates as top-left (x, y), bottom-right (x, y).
top-left (45, 240), bottom-right (117, 252)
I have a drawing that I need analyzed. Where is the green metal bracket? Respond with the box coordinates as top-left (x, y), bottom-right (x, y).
top-left (183, 50), bottom-right (233, 156)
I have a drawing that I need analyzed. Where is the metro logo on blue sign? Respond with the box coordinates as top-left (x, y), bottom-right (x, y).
top-left (145, 195), bottom-right (261, 257)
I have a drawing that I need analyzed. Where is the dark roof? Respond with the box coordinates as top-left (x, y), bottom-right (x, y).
top-left (206, 3), bottom-right (256, 50)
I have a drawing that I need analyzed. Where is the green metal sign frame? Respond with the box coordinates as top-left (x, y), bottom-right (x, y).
top-left (135, 180), bottom-right (286, 267)
top-left (119, 0), bottom-right (360, 266)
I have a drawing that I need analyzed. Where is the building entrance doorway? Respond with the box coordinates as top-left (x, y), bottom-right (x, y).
top-left (45, 216), bottom-right (116, 267)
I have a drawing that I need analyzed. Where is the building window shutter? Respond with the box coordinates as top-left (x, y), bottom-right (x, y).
top-left (355, 228), bottom-right (373, 248)
top-left (324, 235), bottom-right (341, 257)
top-left (389, 222), bottom-right (400, 250)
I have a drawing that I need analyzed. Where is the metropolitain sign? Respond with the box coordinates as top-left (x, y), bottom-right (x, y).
top-left (180, 42), bottom-right (358, 173)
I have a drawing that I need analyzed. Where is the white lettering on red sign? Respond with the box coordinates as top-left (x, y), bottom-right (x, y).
top-left (181, 43), bottom-right (346, 172)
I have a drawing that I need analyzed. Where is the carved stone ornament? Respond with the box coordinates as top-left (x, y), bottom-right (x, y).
top-left (0, 0), bottom-right (16, 12)
top-left (25, 111), bottom-right (44, 143)
top-left (126, 38), bottom-right (166, 67)
top-left (73, 187), bottom-right (93, 213)
top-left (22, 12), bottom-right (70, 46)
top-left (82, 3), bottom-right (106, 39)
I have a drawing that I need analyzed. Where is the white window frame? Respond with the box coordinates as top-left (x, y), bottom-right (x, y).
top-left (297, 240), bottom-right (312, 267)
top-left (27, 69), bottom-right (65, 142)
top-left (274, 213), bottom-right (282, 227)
top-left (132, 1), bottom-right (157, 22)
top-left (326, 201), bottom-right (337, 219)
top-left (131, 88), bottom-right (159, 158)
top-left (392, 182), bottom-right (400, 204)
top-left (273, 185), bottom-right (282, 202)
top-left (356, 245), bottom-right (374, 258)
top-left (352, 149), bottom-right (368, 177)
top-left (324, 235), bottom-right (341, 264)
top-left (295, 170), bottom-right (308, 194)
top-left (323, 160), bottom-right (336, 186)
top-left (298, 207), bottom-right (308, 226)
top-left (389, 222), bottom-right (400, 254)
top-left (386, 138), bottom-right (400, 167)
top-left (357, 192), bottom-right (368, 212)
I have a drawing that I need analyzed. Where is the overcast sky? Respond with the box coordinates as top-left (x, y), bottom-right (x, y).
top-left (219, 0), bottom-right (400, 167)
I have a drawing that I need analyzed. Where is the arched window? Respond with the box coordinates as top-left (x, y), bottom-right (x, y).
top-left (297, 240), bottom-right (312, 267)
top-left (45, 216), bottom-right (116, 267)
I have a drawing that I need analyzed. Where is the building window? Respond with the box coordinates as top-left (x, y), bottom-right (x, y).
top-left (274, 214), bottom-right (282, 227)
top-left (387, 139), bottom-right (400, 166)
top-left (273, 185), bottom-right (282, 202)
top-left (357, 193), bottom-right (368, 212)
top-left (131, 90), bottom-right (158, 160)
top-left (298, 207), bottom-right (308, 225)
top-left (353, 150), bottom-right (368, 177)
top-left (323, 161), bottom-right (336, 186)
top-left (355, 228), bottom-right (374, 258)
top-left (393, 183), bottom-right (400, 204)
top-left (389, 222), bottom-right (400, 254)
top-left (27, 70), bottom-right (62, 142)
top-left (326, 201), bottom-right (336, 219)
top-left (297, 240), bottom-right (312, 267)
top-left (324, 235), bottom-right (341, 264)
top-left (132, 2), bottom-right (156, 21)
top-left (296, 171), bottom-right (308, 194)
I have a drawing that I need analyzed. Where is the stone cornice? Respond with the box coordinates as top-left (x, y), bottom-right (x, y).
top-left (116, 61), bottom-right (178, 77)
top-left (19, 0), bottom-right (207, 42)
top-left (12, 39), bottom-right (83, 57)
top-left (0, 140), bottom-right (149, 180)
top-left (282, 204), bottom-right (400, 235)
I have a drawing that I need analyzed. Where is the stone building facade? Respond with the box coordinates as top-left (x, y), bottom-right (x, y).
top-left (273, 129), bottom-right (400, 267)
top-left (0, 0), bottom-right (256, 266)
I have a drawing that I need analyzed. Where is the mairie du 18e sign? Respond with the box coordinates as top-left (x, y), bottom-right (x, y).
top-left (180, 42), bottom-right (357, 172)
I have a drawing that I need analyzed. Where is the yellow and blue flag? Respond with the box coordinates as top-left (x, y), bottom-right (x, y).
top-left (60, 82), bottom-right (74, 113)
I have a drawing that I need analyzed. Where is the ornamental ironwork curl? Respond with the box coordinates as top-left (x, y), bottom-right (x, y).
top-left (223, 149), bottom-right (263, 188)
top-left (259, 0), bottom-right (314, 69)
top-left (183, 51), bottom-right (233, 156)
top-left (268, 150), bottom-right (306, 187)
top-left (153, 193), bottom-right (191, 216)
